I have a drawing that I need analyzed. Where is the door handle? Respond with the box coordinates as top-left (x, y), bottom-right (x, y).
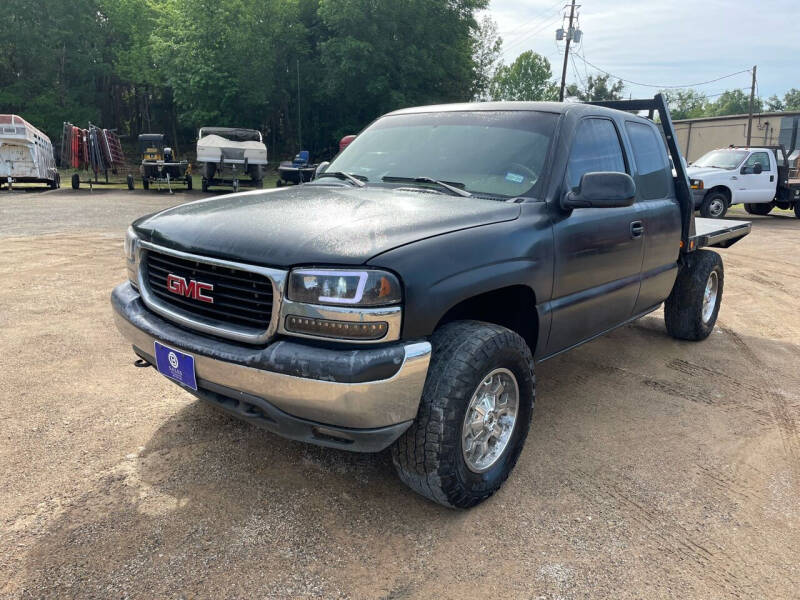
top-left (630, 221), bottom-right (644, 238)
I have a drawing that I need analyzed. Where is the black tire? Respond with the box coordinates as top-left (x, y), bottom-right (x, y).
top-left (744, 202), bottom-right (774, 216)
top-left (71, 173), bottom-right (80, 190)
top-left (391, 321), bottom-right (535, 508)
top-left (700, 191), bottom-right (728, 218)
top-left (276, 179), bottom-right (284, 187)
top-left (201, 179), bottom-right (209, 193)
top-left (142, 178), bottom-right (149, 190)
top-left (186, 176), bottom-right (192, 191)
top-left (252, 178), bottom-right (263, 189)
top-left (126, 174), bottom-right (134, 190)
top-left (664, 250), bottom-right (723, 341)
top-left (795, 202), bottom-right (800, 219)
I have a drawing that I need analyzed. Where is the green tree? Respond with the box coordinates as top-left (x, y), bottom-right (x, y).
top-left (490, 51), bottom-right (558, 101)
top-left (565, 74), bottom-right (624, 102)
top-left (661, 89), bottom-right (709, 120)
top-left (472, 15), bottom-right (503, 101)
top-left (316, 0), bottom-right (487, 144)
top-left (709, 89), bottom-right (762, 116)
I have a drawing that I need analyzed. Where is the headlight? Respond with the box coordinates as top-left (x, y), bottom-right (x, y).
top-left (124, 226), bottom-right (138, 261)
top-left (690, 179), bottom-right (704, 190)
top-left (124, 226), bottom-right (139, 286)
top-left (287, 268), bottom-right (401, 306)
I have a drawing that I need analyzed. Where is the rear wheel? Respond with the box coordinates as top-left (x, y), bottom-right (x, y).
top-left (744, 202), bottom-right (773, 216)
top-left (126, 174), bottom-right (134, 190)
top-left (186, 176), bottom-right (192, 191)
top-left (665, 250), bottom-right (723, 341)
top-left (142, 178), bottom-right (149, 190)
top-left (71, 173), bottom-right (80, 190)
top-left (700, 192), bottom-right (728, 218)
top-left (795, 202), bottom-right (800, 219)
top-left (391, 321), bottom-right (535, 508)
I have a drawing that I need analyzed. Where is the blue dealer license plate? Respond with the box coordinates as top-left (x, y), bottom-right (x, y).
top-left (154, 342), bottom-right (197, 391)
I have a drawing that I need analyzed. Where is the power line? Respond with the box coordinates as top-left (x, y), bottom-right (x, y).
top-left (503, 16), bottom-right (563, 55)
top-left (570, 53), bottom-right (752, 89)
top-left (500, 0), bottom-right (564, 42)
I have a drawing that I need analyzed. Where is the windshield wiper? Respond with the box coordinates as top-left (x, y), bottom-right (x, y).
top-left (382, 176), bottom-right (472, 197)
top-left (316, 171), bottom-right (367, 187)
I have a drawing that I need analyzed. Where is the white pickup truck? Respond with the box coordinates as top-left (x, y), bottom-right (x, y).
top-left (687, 146), bottom-right (800, 218)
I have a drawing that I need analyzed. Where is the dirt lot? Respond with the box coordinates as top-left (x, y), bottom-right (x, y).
top-left (1, 188), bottom-right (798, 599)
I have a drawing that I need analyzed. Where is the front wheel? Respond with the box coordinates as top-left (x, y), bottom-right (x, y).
top-left (186, 176), bottom-right (192, 191)
top-left (391, 321), bottom-right (535, 508)
top-left (795, 202), bottom-right (800, 219)
top-left (700, 192), bottom-right (728, 218)
top-left (126, 174), bottom-right (134, 190)
top-left (665, 250), bottom-right (724, 341)
top-left (71, 173), bottom-right (80, 190)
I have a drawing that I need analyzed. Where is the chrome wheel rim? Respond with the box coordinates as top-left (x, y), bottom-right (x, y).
top-left (702, 270), bottom-right (719, 323)
top-left (709, 198), bottom-right (724, 217)
top-left (461, 368), bottom-right (519, 473)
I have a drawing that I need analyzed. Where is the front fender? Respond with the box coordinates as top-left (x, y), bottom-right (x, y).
top-left (368, 203), bottom-right (554, 341)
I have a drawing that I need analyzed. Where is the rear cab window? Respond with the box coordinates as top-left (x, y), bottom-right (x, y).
top-left (625, 121), bottom-right (670, 200)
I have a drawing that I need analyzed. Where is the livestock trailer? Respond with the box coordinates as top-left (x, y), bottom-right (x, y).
top-left (0, 115), bottom-right (59, 190)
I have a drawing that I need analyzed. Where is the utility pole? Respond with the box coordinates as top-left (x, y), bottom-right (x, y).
top-left (558, 0), bottom-right (577, 102)
top-left (746, 65), bottom-right (756, 146)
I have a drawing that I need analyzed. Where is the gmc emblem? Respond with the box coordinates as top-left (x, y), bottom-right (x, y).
top-left (166, 274), bottom-right (214, 304)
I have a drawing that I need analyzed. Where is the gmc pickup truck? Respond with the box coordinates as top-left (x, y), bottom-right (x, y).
top-left (688, 145), bottom-right (800, 219)
top-left (112, 95), bottom-right (750, 508)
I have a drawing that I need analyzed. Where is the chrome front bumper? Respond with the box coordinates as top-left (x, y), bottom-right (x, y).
top-left (111, 282), bottom-right (431, 451)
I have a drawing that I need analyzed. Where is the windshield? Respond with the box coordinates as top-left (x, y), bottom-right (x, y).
top-left (692, 149), bottom-right (748, 170)
top-left (324, 110), bottom-right (558, 198)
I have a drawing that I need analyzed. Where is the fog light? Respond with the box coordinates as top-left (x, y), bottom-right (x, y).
top-left (285, 315), bottom-right (389, 340)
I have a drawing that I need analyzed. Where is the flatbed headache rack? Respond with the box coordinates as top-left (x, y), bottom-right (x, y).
top-left (587, 94), bottom-right (750, 253)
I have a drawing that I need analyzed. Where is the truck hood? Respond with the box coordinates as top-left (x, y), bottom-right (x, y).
top-left (133, 185), bottom-right (521, 267)
top-left (686, 166), bottom-right (736, 180)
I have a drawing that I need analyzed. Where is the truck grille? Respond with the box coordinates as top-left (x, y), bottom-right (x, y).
top-left (143, 250), bottom-right (274, 332)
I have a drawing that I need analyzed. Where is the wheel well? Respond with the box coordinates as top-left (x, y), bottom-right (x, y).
top-left (706, 186), bottom-right (731, 204)
top-left (435, 285), bottom-right (539, 353)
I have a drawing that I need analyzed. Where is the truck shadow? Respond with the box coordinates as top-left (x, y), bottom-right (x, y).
top-left (17, 315), bottom-right (800, 597)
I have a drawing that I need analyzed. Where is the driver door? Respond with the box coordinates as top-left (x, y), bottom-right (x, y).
top-left (545, 117), bottom-right (645, 355)
top-left (738, 151), bottom-right (774, 203)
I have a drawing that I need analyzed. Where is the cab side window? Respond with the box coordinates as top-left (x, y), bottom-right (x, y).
top-left (567, 118), bottom-right (627, 190)
top-left (743, 151), bottom-right (770, 173)
top-left (625, 121), bottom-right (670, 200)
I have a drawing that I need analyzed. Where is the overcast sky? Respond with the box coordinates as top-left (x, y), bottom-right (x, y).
top-left (484, 0), bottom-right (798, 101)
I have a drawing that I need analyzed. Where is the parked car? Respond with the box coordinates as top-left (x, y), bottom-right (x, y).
top-left (688, 146), bottom-right (800, 218)
top-left (112, 95), bottom-right (749, 508)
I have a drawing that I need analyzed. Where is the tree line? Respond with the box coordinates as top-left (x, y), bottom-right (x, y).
top-left (0, 0), bottom-right (490, 160)
top-left (2, 1), bottom-right (797, 163)
top-left (483, 42), bottom-right (800, 121)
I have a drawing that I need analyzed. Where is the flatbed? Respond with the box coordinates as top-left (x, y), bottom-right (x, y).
top-left (692, 217), bottom-right (751, 249)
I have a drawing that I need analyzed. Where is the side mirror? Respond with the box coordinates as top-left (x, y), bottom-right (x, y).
top-left (314, 161), bottom-right (330, 180)
top-left (562, 171), bottom-right (636, 209)
top-left (753, 163), bottom-right (762, 174)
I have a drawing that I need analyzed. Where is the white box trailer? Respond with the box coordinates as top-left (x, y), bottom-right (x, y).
top-left (0, 115), bottom-right (59, 190)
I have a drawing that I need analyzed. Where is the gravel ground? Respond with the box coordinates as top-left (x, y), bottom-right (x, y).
top-left (1, 189), bottom-right (799, 599)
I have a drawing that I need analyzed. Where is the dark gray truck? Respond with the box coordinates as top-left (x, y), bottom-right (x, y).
top-left (112, 95), bottom-right (750, 508)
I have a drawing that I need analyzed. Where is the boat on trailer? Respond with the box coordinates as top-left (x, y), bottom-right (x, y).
top-left (0, 115), bottom-right (59, 190)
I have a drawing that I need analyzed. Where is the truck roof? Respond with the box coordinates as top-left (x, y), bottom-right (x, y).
top-left (386, 101), bottom-right (651, 123)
